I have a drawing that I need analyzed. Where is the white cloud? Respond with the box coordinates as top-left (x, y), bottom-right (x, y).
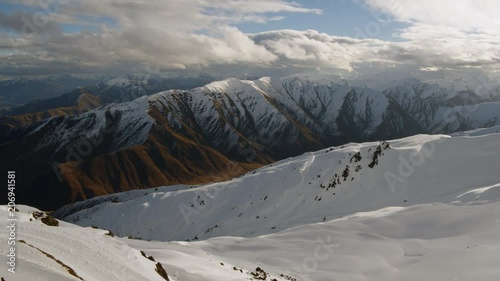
top-left (362, 0), bottom-right (500, 33)
top-left (2, 0), bottom-right (318, 74)
top-left (359, 0), bottom-right (500, 72)
top-left (251, 30), bottom-right (387, 71)
top-left (0, 0), bottom-right (499, 78)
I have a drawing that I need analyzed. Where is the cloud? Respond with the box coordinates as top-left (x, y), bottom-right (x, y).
top-left (0, 0), bottom-right (499, 78)
top-left (0, 10), bottom-right (62, 35)
top-left (251, 28), bottom-right (500, 75)
top-left (1, 0), bottom-right (322, 75)
top-left (251, 30), bottom-right (386, 71)
top-left (358, 0), bottom-right (500, 72)
top-left (362, 0), bottom-right (500, 34)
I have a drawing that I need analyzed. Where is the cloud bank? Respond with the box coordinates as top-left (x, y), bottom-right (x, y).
top-left (0, 0), bottom-right (499, 78)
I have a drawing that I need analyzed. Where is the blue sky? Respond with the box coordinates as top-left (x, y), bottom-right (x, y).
top-left (237, 0), bottom-right (407, 41)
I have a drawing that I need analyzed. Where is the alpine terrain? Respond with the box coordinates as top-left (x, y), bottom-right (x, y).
top-left (2, 126), bottom-right (499, 280)
top-left (1, 76), bottom-right (500, 210)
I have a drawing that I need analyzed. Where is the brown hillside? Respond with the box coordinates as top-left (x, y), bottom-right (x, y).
top-left (0, 94), bottom-right (102, 127)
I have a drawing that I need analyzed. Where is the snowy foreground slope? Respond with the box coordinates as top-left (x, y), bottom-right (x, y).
top-left (125, 202), bottom-right (500, 281)
top-left (5, 203), bottom-right (500, 280)
top-left (0, 206), bottom-right (169, 281)
top-left (7, 129), bottom-right (500, 280)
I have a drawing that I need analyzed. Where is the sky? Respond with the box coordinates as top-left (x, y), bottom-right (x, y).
top-left (0, 0), bottom-right (499, 79)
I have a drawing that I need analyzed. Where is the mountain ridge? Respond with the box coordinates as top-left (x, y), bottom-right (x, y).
top-left (53, 129), bottom-right (500, 242)
top-left (2, 76), bottom-right (500, 210)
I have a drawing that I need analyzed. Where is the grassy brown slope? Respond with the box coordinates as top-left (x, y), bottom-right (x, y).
top-left (57, 142), bottom-right (257, 204)
top-left (0, 101), bottom-right (264, 210)
top-left (0, 93), bottom-right (102, 127)
top-left (52, 104), bottom-right (263, 205)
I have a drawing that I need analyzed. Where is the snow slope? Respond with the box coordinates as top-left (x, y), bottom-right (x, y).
top-left (5, 201), bottom-right (500, 280)
top-left (56, 131), bottom-right (500, 242)
top-left (0, 205), bottom-right (169, 281)
top-left (124, 201), bottom-right (500, 281)
top-left (8, 130), bottom-right (500, 281)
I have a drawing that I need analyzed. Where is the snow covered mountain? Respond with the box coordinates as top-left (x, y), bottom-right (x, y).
top-left (45, 128), bottom-right (500, 281)
top-left (1, 74), bottom-right (215, 127)
top-left (2, 77), bottom-right (500, 210)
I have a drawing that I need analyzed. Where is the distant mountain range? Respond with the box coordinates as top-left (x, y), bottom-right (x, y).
top-left (0, 75), bottom-right (109, 110)
top-left (1, 76), bottom-right (500, 210)
top-left (0, 74), bottom-right (216, 127)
